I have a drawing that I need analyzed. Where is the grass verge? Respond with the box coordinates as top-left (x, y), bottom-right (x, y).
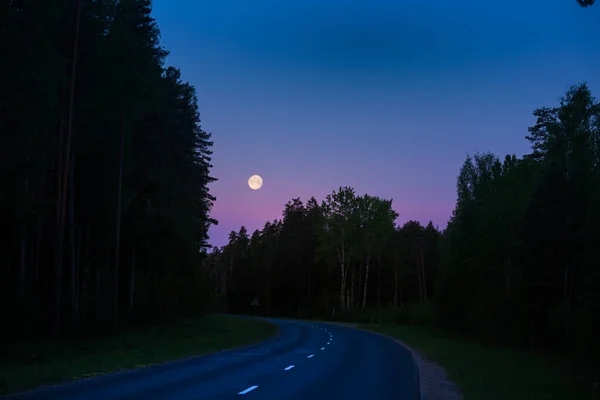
top-left (359, 323), bottom-right (596, 400)
top-left (0, 314), bottom-right (278, 395)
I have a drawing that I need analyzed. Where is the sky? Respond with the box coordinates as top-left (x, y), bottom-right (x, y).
top-left (150, 0), bottom-right (600, 247)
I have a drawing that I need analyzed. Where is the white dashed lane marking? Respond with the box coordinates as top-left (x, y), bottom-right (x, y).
top-left (238, 386), bottom-right (259, 395)
top-left (234, 323), bottom-right (334, 395)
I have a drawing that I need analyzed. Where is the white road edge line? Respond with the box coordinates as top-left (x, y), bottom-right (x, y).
top-left (307, 354), bottom-right (314, 358)
top-left (238, 386), bottom-right (259, 395)
top-left (284, 365), bottom-right (295, 371)
top-left (321, 347), bottom-right (325, 350)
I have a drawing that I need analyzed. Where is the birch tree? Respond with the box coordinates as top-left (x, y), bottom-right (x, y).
top-left (321, 187), bottom-right (359, 312)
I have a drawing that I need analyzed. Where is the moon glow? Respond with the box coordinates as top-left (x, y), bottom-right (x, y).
top-left (248, 175), bottom-right (263, 190)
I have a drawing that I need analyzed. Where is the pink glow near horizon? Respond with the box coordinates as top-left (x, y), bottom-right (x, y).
top-left (208, 184), bottom-right (453, 247)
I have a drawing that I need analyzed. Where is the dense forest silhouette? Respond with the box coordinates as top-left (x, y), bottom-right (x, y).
top-left (1, 0), bottom-right (216, 338)
top-left (1, 0), bottom-right (598, 377)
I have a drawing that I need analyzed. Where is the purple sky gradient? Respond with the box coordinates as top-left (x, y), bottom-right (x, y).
top-left (151, 0), bottom-right (600, 247)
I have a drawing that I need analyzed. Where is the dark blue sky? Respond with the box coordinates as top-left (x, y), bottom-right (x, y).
top-left (151, 0), bottom-right (599, 247)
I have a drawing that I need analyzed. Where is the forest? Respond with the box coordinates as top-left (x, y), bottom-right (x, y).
top-left (208, 82), bottom-right (600, 366)
top-left (1, 0), bottom-right (599, 379)
top-left (1, 0), bottom-right (216, 340)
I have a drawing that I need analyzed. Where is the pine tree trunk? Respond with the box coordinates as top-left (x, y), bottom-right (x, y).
top-left (69, 156), bottom-right (78, 319)
top-left (53, 0), bottom-right (82, 337)
top-left (336, 242), bottom-right (346, 312)
top-left (346, 267), bottom-right (352, 311)
top-left (33, 144), bottom-right (47, 316)
top-left (113, 111), bottom-right (126, 326)
top-left (362, 250), bottom-right (372, 308)
top-left (75, 228), bottom-right (82, 315)
top-left (53, 113), bottom-right (65, 337)
top-left (128, 249), bottom-right (136, 312)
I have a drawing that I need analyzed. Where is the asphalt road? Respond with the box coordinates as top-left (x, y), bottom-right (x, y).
top-left (3, 318), bottom-right (420, 400)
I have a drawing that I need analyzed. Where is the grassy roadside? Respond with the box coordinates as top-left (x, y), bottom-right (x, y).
top-left (358, 324), bottom-right (596, 400)
top-left (0, 314), bottom-right (278, 395)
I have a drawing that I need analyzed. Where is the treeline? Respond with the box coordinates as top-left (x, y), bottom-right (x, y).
top-left (1, 0), bottom-right (216, 339)
top-left (209, 83), bottom-right (600, 361)
top-left (207, 193), bottom-right (441, 318)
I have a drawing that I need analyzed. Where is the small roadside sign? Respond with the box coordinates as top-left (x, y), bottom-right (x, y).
top-left (250, 298), bottom-right (260, 315)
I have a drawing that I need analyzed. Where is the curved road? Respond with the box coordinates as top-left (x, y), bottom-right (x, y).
top-left (4, 319), bottom-right (420, 400)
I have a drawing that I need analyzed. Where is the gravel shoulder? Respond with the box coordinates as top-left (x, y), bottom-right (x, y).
top-left (391, 337), bottom-right (464, 400)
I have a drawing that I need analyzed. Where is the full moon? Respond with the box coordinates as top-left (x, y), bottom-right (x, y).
top-left (248, 175), bottom-right (263, 190)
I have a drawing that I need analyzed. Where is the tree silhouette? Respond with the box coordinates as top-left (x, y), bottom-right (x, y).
top-left (577, 0), bottom-right (595, 7)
